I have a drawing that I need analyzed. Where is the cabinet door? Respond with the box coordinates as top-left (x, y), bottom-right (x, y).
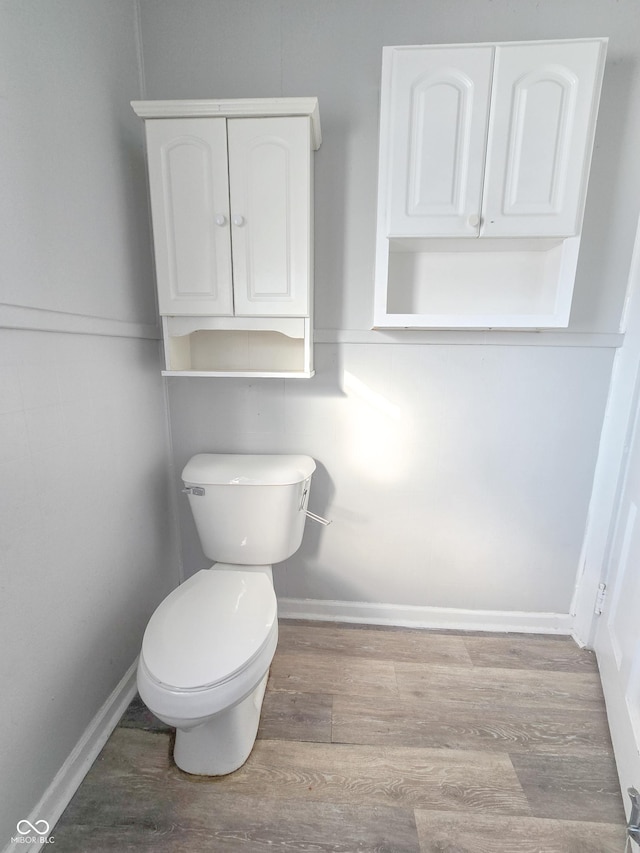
top-left (227, 117), bottom-right (311, 316)
top-left (482, 40), bottom-right (605, 237)
top-left (145, 118), bottom-right (233, 315)
top-left (384, 46), bottom-right (494, 238)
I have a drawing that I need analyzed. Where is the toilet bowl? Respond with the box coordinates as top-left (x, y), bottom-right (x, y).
top-left (137, 453), bottom-right (316, 776)
top-left (138, 568), bottom-right (278, 775)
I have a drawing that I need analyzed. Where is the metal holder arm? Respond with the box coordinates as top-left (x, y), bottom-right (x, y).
top-left (306, 510), bottom-right (332, 526)
top-left (628, 788), bottom-right (640, 847)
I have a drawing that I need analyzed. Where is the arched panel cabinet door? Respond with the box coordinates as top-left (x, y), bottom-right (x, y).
top-left (144, 118), bottom-right (233, 315)
top-left (228, 117), bottom-right (311, 317)
top-left (481, 40), bottom-right (606, 237)
top-left (384, 46), bottom-right (494, 238)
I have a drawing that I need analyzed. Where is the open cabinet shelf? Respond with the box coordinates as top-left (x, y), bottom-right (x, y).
top-left (161, 316), bottom-right (314, 378)
top-left (377, 236), bottom-right (580, 329)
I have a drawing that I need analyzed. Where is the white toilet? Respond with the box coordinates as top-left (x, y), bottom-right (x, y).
top-left (137, 453), bottom-right (316, 776)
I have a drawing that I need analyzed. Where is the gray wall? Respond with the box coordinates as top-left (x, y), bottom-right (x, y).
top-left (138, 0), bottom-right (640, 614)
top-left (0, 1), bottom-right (179, 844)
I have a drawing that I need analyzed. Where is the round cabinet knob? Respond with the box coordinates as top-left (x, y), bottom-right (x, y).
top-left (468, 214), bottom-right (481, 228)
top-left (232, 215), bottom-right (245, 227)
top-left (214, 214), bottom-right (227, 227)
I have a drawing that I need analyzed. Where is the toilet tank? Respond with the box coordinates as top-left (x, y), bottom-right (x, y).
top-left (181, 454), bottom-right (316, 565)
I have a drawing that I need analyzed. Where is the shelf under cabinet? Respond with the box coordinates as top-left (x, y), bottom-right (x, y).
top-left (374, 237), bottom-right (580, 329)
top-left (161, 316), bottom-right (313, 377)
top-left (162, 369), bottom-right (315, 378)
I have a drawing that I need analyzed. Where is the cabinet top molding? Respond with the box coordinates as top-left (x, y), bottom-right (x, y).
top-left (131, 97), bottom-right (321, 149)
top-left (383, 36), bottom-right (608, 50)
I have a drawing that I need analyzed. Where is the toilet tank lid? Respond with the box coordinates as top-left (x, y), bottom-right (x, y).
top-left (182, 453), bottom-right (316, 486)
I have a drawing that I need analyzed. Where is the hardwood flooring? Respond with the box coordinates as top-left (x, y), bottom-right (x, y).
top-left (53, 621), bottom-right (627, 851)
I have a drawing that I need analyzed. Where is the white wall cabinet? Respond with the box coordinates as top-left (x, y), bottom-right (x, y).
top-left (386, 46), bottom-right (494, 239)
top-left (144, 117), bottom-right (233, 316)
top-left (228, 117), bottom-right (311, 317)
top-left (375, 39), bottom-right (607, 328)
top-left (483, 41), bottom-right (605, 239)
top-left (132, 98), bottom-right (321, 376)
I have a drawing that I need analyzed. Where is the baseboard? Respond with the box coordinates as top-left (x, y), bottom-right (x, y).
top-left (3, 659), bottom-right (138, 853)
top-left (277, 597), bottom-right (573, 635)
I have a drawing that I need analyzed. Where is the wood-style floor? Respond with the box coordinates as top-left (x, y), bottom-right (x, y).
top-left (53, 621), bottom-right (627, 851)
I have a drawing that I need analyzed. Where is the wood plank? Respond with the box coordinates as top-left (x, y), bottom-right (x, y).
top-left (278, 621), bottom-right (474, 666)
top-left (258, 689), bottom-right (332, 742)
top-left (216, 738), bottom-right (531, 815)
top-left (332, 694), bottom-right (614, 756)
top-left (55, 728), bottom-right (421, 852)
top-left (57, 792), bottom-right (421, 852)
top-left (395, 661), bottom-right (605, 710)
top-left (463, 634), bottom-right (599, 673)
top-left (268, 648), bottom-right (399, 697)
top-left (58, 727), bottom-right (528, 817)
top-left (414, 810), bottom-right (626, 853)
top-left (510, 753), bottom-right (625, 823)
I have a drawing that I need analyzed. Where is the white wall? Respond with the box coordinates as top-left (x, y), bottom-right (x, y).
top-left (1, 0), bottom-right (156, 322)
top-left (138, 0), bottom-right (640, 621)
top-left (0, 1), bottom-right (179, 845)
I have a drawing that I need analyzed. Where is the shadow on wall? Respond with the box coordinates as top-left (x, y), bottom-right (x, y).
top-left (296, 458), bottom-right (335, 561)
top-left (573, 56), bottom-right (634, 328)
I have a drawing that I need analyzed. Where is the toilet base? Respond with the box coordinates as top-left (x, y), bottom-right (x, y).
top-left (173, 671), bottom-right (269, 775)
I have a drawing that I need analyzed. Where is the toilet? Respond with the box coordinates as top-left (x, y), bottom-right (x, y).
top-left (137, 453), bottom-right (316, 776)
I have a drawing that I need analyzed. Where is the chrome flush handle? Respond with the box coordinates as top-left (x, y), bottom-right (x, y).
top-left (305, 510), bottom-right (332, 526)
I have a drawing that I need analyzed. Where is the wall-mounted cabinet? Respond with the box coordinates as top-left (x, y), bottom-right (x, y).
top-left (374, 39), bottom-right (607, 329)
top-left (132, 98), bottom-right (321, 376)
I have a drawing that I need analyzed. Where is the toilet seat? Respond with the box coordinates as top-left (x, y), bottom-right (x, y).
top-left (141, 569), bottom-right (277, 692)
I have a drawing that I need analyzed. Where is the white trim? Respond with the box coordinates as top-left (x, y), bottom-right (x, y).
top-left (131, 97), bottom-right (322, 150)
top-left (0, 309), bottom-right (621, 348)
top-left (572, 212), bottom-right (640, 647)
top-left (165, 316), bottom-right (306, 337)
top-left (0, 304), bottom-right (160, 340)
top-left (277, 597), bottom-right (573, 635)
top-left (2, 660), bottom-right (138, 853)
top-left (390, 37), bottom-right (608, 51)
top-left (162, 370), bottom-right (314, 379)
top-left (3, 306), bottom-right (619, 349)
top-left (313, 328), bottom-right (623, 348)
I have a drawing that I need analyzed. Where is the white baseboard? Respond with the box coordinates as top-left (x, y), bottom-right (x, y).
top-left (3, 659), bottom-right (138, 853)
top-left (277, 597), bottom-right (573, 635)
